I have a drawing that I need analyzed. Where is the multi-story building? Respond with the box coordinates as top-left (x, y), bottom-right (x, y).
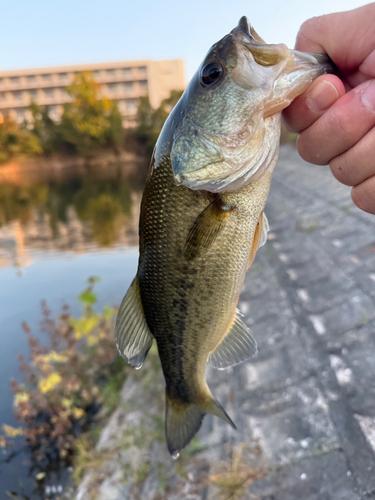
top-left (0, 59), bottom-right (185, 127)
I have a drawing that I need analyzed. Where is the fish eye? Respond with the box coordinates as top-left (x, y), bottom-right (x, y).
top-left (201, 62), bottom-right (224, 86)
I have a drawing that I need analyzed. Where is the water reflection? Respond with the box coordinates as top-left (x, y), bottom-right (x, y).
top-left (0, 175), bottom-right (141, 268)
top-left (0, 161), bottom-right (142, 498)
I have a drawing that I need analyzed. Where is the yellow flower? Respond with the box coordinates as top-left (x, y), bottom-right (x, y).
top-left (72, 408), bottom-right (85, 419)
top-left (0, 436), bottom-right (7, 448)
top-left (42, 350), bottom-right (69, 363)
top-left (2, 424), bottom-right (24, 437)
top-left (62, 398), bottom-right (72, 408)
top-left (14, 392), bottom-right (30, 406)
top-left (86, 333), bottom-right (99, 346)
top-left (38, 372), bottom-right (62, 394)
top-left (71, 317), bottom-right (98, 339)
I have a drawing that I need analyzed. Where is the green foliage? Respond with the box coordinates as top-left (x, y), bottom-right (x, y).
top-left (72, 179), bottom-right (132, 246)
top-left (59, 72), bottom-right (124, 155)
top-left (1, 279), bottom-right (127, 467)
top-left (135, 89), bottom-right (183, 157)
top-left (0, 82), bottom-right (182, 163)
top-left (0, 183), bottom-right (49, 226)
top-left (0, 178), bottom-right (133, 245)
top-left (28, 102), bottom-right (62, 156)
top-left (25, 72), bottom-right (124, 157)
top-left (79, 289), bottom-right (98, 306)
top-left (0, 115), bottom-right (42, 163)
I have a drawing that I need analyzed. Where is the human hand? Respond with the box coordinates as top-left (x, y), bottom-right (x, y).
top-left (282, 4), bottom-right (375, 214)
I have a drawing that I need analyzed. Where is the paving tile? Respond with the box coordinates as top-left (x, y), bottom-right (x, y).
top-left (249, 451), bottom-right (359, 500)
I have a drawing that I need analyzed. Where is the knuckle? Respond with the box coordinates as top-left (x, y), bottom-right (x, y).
top-left (324, 107), bottom-right (353, 138)
top-left (296, 16), bottom-right (326, 50)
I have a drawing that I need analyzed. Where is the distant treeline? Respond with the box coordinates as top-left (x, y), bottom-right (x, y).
top-left (0, 72), bottom-right (183, 164)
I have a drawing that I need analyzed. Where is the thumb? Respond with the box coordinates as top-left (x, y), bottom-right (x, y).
top-left (283, 74), bottom-right (345, 133)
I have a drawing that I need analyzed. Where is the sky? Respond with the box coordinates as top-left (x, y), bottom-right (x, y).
top-left (1, 0), bottom-right (370, 81)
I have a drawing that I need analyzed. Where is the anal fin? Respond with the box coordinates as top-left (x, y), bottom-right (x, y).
top-left (208, 310), bottom-right (257, 370)
top-left (115, 277), bottom-right (153, 369)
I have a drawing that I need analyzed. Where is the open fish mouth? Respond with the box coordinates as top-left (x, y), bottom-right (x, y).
top-left (231, 16), bottom-right (333, 73)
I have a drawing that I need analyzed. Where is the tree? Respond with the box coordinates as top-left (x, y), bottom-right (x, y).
top-left (135, 89), bottom-right (183, 157)
top-left (59, 72), bottom-right (123, 156)
top-left (28, 101), bottom-right (62, 156)
top-left (0, 115), bottom-right (42, 164)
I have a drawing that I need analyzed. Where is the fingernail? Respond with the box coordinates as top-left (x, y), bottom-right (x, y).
top-left (306, 80), bottom-right (339, 112)
top-left (361, 81), bottom-right (375, 114)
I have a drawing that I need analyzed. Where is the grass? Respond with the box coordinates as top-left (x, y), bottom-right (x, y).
top-left (303, 224), bottom-right (319, 234)
top-left (210, 444), bottom-right (266, 500)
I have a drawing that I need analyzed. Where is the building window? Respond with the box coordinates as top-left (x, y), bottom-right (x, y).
top-left (16, 108), bottom-right (25, 119)
top-left (126, 99), bottom-right (137, 111)
top-left (118, 100), bottom-right (126, 112)
top-left (10, 76), bottom-right (20, 84)
top-left (58, 73), bottom-right (67, 81)
top-left (12, 91), bottom-right (22, 100)
top-left (42, 74), bottom-right (52, 81)
top-left (138, 66), bottom-right (147, 74)
top-left (27, 75), bottom-right (36, 82)
top-left (49, 105), bottom-right (61, 120)
top-left (107, 83), bottom-right (117, 93)
top-left (0, 92), bottom-right (6, 101)
top-left (44, 88), bottom-right (55, 98)
top-left (29, 89), bottom-right (38, 99)
top-left (59, 88), bottom-right (68, 98)
top-left (0, 78), bottom-right (3, 85)
top-left (124, 82), bottom-right (133, 91)
top-left (93, 70), bottom-right (101, 79)
top-left (106, 69), bottom-right (116, 77)
top-left (139, 80), bottom-right (148, 89)
top-left (122, 67), bottom-right (132, 75)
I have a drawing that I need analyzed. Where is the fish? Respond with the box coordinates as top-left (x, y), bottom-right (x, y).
top-left (115, 16), bottom-right (334, 457)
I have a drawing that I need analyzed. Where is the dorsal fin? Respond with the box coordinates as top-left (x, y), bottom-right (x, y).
top-left (115, 277), bottom-right (154, 369)
top-left (208, 310), bottom-right (257, 370)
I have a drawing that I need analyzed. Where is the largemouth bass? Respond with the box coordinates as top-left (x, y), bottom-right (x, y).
top-left (116, 16), bottom-right (334, 457)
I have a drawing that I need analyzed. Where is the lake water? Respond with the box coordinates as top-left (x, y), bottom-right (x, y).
top-left (0, 163), bottom-right (143, 498)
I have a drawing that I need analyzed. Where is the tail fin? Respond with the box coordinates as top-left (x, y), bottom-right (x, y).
top-left (165, 393), bottom-right (236, 456)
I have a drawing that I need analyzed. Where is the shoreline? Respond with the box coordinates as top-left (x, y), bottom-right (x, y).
top-left (0, 151), bottom-right (148, 186)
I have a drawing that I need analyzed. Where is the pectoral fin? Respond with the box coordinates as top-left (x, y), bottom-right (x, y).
top-left (184, 196), bottom-right (234, 261)
top-left (115, 277), bottom-right (153, 369)
top-left (208, 310), bottom-right (257, 370)
top-left (247, 211), bottom-right (269, 269)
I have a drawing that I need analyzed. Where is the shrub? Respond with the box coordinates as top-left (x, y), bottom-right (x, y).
top-left (0, 115), bottom-right (42, 163)
top-left (1, 277), bottom-right (125, 464)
